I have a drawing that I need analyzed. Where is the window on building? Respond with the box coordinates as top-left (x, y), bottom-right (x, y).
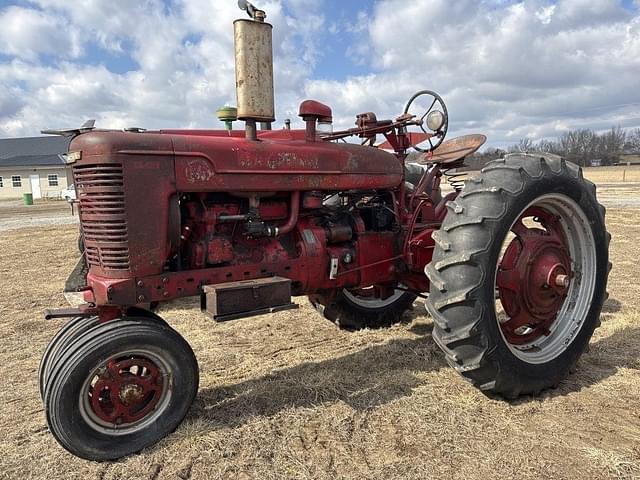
top-left (11, 175), bottom-right (21, 187)
top-left (0, 176), bottom-right (3, 187)
top-left (48, 174), bottom-right (59, 187)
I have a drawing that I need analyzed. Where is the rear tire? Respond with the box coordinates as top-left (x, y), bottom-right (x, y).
top-left (310, 288), bottom-right (416, 330)
top-left (426, 154), bottom-right (610, 397)
top-left (44, 317), bottom-right (198, 461)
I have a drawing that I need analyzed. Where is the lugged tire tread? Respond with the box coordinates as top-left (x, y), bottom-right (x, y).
top-left (426, 153), bottom-right (610, 398)
top-left (425, 263), bottom-right (447, 292)
top-left (431, 230), bottom-right (452, 251)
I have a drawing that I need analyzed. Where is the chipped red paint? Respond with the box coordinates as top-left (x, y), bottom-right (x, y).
top-left (88, 355), bottom-right (165, 425)
top-left (497, 207), bottom-right (573, 345)
top-left (66, 101), bottom-right (451, 321)
top-left (298, 100), bottom-right (332, 122)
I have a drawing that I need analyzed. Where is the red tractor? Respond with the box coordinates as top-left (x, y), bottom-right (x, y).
top-left (40, 2), bottom-right (610, 461)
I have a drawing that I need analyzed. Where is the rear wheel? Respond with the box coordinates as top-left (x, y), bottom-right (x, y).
top-left (310, 286), bottom-right (416, 330)
top-left (44, 317), bottom-right (198, 460)
top-left (426, 154), bottom-right (610, 397)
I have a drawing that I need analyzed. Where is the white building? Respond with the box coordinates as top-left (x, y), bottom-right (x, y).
top-left (0, 136), bottom-right (72, 200)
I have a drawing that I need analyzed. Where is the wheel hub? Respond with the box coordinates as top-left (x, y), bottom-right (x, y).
top-left (119, 383), bottom-right (144, 406)
top-left (89, 356), bottom-right (164, 426)
top-left (497, 207), bottom-right (572, 345)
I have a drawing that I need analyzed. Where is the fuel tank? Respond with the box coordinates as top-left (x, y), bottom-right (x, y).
top-left (71, 130), bottom-right (404, 193)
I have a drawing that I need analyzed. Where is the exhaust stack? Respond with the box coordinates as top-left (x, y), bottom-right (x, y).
top-left (235, 1), bottom-right (275, 140)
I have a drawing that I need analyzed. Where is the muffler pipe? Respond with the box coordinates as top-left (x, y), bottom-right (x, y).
top-left (234, 2), bottom-right (275, 140)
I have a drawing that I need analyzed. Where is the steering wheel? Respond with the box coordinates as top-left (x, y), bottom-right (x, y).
top-left (403, 90), bottom-right (448, 153)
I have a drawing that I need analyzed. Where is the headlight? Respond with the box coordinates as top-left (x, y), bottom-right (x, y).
top-left (426, 110), bottom-right (445, 131)
top-left (63, 151), bottom-right (82, 164)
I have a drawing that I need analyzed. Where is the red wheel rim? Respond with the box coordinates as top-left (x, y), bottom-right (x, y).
top-left (87, 354), bottom-right (165, 426)
top-left (497, 206), bottom-right (573, 345)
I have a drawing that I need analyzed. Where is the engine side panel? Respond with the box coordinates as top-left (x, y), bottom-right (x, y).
top-left (172, 134), bottom-right (403, 192)
top-left (71, 133), bottom-right (176, 279)
top-left (70, 130), bottom-right (428, 308)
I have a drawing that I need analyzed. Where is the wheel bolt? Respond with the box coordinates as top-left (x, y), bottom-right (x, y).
top-left (555, 274), bottom-right (569, 288)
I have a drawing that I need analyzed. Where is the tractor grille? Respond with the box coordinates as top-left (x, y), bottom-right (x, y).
top-left (74, 163), bottom-right (130, 270)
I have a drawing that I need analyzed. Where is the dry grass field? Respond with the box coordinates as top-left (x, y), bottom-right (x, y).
top-left (583, 165), bottom-right (640, 183)
top-left (0, 173), bottom-right (639, 479)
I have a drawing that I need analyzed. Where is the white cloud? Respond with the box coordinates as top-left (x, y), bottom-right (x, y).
top-left (0, 0), bottom-right (313, 136)
top-left (0, 6), bottom-right (82, 61)
top-left (0, 0), bottom-right (639, 148)
top-left (536, 5), bottom-right (556, 24)
top-left (304, 0), bottom-right (640, 145)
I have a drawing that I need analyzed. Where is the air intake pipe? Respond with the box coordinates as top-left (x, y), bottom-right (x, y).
top-left (235, 1), bottom-right (275, 140)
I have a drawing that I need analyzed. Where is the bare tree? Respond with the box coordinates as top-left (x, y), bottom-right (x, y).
top-left (624, 128), bottom-right (640, 153)
top-left (518, 138), bottom-right (534, 152)
top-left (601, 126), bottom-right (626, 160)
top-left (505, 125), bottom-right (633, 166)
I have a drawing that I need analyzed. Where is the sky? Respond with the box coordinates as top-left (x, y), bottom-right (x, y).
top-left (0, 0), bottom-right (639, 147)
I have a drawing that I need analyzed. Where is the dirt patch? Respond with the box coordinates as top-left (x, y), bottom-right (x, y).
top-left (594, 183), bottom-right (640, 209)
top-left (0, 194), bottom-right (638, 479)
top-left (0, 200), bottom-right (78, 232)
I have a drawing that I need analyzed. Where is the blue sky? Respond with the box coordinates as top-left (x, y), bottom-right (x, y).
top-left (0, 0), bottom-right (375, 77)
top-left (0, 0), bottom-right (639, 146)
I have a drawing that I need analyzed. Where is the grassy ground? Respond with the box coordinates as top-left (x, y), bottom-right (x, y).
top-left (0, 184), bottom-right (638, 479)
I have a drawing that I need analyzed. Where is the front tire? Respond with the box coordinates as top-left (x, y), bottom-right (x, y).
top-left (78, 233), bottom-right (84, 254)
top-left (39, 309), bottom-right (167, 401)
top-left (39, 316), bottom-right (101, 401)
top-left (44, 317), bottom-right (198, 460)
top-left (426, 154), bottom-right (610, 397)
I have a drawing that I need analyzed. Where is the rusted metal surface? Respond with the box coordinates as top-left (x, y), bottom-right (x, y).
top-left (497, 206), bottom-right (572, 345)
top-left (234, 19), bottom-right (275, 122)
top-left (201, 276), bottom-right (295, 321)
top-left (417, 134), bottom-right (487, 165)
top-left (88, 355), bottom-right (165, 425)
top-left (63, 88), bottom-right (471, 320)
top-left (43, 306), bottom-right (97, 320)
top-left (169, 140), bottom-right (402, 191)
top-left (298, 100), bottom-right (332, 122)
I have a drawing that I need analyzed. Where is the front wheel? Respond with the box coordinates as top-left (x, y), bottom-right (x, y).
top-left (43, 317), bottom-right (198, 460)
top-left (426, 154), bottom-right (610, 397)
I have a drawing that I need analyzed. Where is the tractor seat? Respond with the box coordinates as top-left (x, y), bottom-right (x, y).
top-left (417, 134), bottom-right (487, 165)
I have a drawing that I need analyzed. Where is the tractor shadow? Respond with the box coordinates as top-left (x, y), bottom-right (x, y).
top-left (189, 299), bottom-right (635, 427)
top-left (511, 317), bottom-right (639, 403)
top-left (192, 326), bottom-right (445, 428)
top-left (602, 297), bottom-right (623, 313)
top-left (599, 297), bottom-right (623, 325)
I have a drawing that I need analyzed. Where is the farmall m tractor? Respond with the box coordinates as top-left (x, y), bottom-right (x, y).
top-left (39, 2), bottom-right (610, 461)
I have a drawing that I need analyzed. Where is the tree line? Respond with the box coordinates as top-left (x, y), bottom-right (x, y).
top-left (464, 126), bottom-right (640, 169)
